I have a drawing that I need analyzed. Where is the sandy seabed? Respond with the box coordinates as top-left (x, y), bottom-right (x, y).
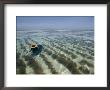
top-left (16, 29), bottom-right (94, 74)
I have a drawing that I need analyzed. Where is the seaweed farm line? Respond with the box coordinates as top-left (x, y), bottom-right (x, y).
top-left (16, 29), bottom-right (94, 74)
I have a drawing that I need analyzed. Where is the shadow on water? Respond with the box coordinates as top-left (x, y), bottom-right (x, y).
top-left (24, 44), bottom-right (44, 74)
top-left (16, 44), bottom-right (44, 74)
top-left (26, 56), bottom-right (44, 74)
top-left (31, 45), bottom-right (43, 56)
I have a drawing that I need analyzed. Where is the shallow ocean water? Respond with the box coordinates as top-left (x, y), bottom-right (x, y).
top-left (16, 29), bottom-right (94, 74)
